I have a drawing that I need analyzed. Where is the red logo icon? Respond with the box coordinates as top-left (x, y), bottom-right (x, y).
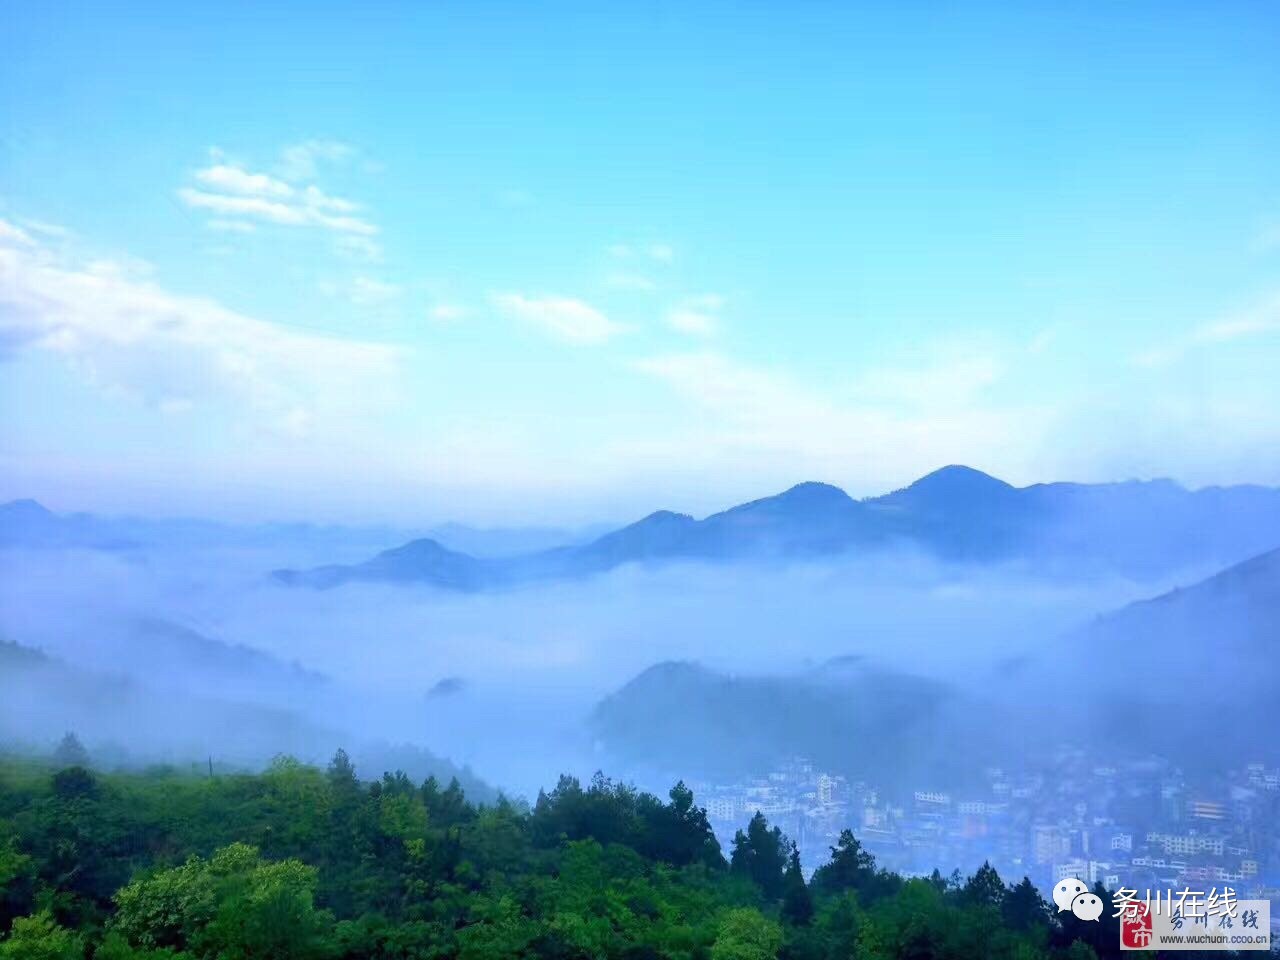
top-left (1120, 901), bottom-right (1153, 949)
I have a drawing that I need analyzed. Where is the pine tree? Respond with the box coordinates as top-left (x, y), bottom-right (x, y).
top-left (1003, 876), bottom-right (1051, 930)
top-left (810, 829), bottom-right (876, 895)
top-left (780, 844), bottom-right (814, 926)
top-left (729, 811), bottom-right (788, 901)
top-left (962, 860), bottom-right (1007, 909)
top-left (51, 732), bottom-right (89, 768)
top-left (327, 749), bottom-right (358, 794)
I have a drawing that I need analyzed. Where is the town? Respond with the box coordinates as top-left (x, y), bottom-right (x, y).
top-left (679, 748), bottom-right (1280, 923)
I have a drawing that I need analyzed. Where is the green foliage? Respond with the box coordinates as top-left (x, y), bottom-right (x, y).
top-left (961, 859), bottom-right (1006, 909)
top-left (0, 753), bottom-right (1103, 960)
top-left (51, 736), bottom-right (89, 771)
top-left (779, 845), bottom-right (812, 927)
top-left (729, 812), bottom-right (787, 901)
top-left (111, 842), bottom-right (331, 960)
top-left (0, 911), bottom-right (83, 960)
top-left (810, 829), bottom-right (900, 903)
top-left (530, 772), bottom-right (724, 872)
top-left (710, 908), bottom-right (781, 960)
top-left (1004, 876), bottom-right (1053, 932)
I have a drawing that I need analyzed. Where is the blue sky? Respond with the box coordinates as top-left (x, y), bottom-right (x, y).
top-left (2, 1), bottom-right (1279, 524)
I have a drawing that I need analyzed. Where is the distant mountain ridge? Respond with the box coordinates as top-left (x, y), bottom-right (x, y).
top-left (1053, 543), bottom-right (1280, 700)
top-left (0, 499), bottom-right (597, 559)
top-left (587, 657), bottom-right (975, 788)
top-left (0, 637), bottom-right (495, 798)
top-left (591, 545), bottom-right (1280, 785)
top-left (270, 465), bottom-right (1280, 590)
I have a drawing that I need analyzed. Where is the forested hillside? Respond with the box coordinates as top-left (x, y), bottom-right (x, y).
top-left (0, 751), bottom-right (1138, 960)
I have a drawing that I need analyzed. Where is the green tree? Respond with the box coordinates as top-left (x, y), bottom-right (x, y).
top-left (0, 833), bottom-right (35, 929)
top-left (729, 812), bottom-right (787, 901)
top-left (961, 860), bottom-right (1006, 909)
top-left (1002, 876), bottom-right (1051, 931)
top-left (0, 911), bottom-right (84, 960)
top-left (111, 843), bottom-right (332, 960)
top-left (810, 829), bottom-right (897, 902)
top-left (51, 735), bottom-right (89, 770)
top-left (93, 933), bottom-right (187, 960)
top-left (50, 768), bottom-right (97, 801)
top-left (324, 750), bottom-right (358, 800)
top-left (710, 908), bottom-right (782, 960)
top-left (780, 845), bottom-right (813, 927)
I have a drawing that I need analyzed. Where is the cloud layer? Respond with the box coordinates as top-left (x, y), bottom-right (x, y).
top-left (491, 293), bottom-right (623, 345)
top-left (178, 149), bottom-right (376, 238)
top-left (0, 218), bottom-right (399, 436)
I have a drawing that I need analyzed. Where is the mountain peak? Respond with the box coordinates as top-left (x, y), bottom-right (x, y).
top-left (776, 481), bottom-right (852, 503)
top-left (909, 465), bottom-right (1012, 493)
top-left (376, 537), bottom-right (472, 563)
top-left (633, 509), bottom-right (696, 527)
top-left (1, 498), bottom-right (53, 518)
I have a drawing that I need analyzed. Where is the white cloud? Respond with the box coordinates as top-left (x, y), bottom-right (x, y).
top-left (0, 218), bottom-right (399, 435)
top-left (207, 219), bottom-right (257, 234)
top-left (857, 354), bottom-right (1002, 406)
top-left (179, 151), bottom-right (377, 237)
top-left (277, 140), bottom-right (355, 182)
top-left (351, 276), bottom-right (401, 305)
top-left (429, 303), bottom-right (468, 323)
top-left (300, 184), bottom-right (358, 213)
top-left (491, 292), bottom-right (624, 345)
top-left (195, 163), bottom-right (293, 199)
top-left (666, 308), bottom-right (717, 337)
top-left (1194, 293), bottom-right (1280, 343)
top-left (16, 218), bottom-right (73, 240)
top-left (0, 220), bottom-right (36, 247)
top-left (320, 275), bottom-right (402, 307)
top-left (179, 185), bottom-right (375, 234)
top-left (665, 293), bottom-right (725, 337)
top-left (648, 243), bottom-right (674, 263)
top-left (333, 234), bottom-right (383, 262)
top-left (630, 350), bottom-right (1028, 490)
top-left (1134, 292), bottom-right (1280, 367)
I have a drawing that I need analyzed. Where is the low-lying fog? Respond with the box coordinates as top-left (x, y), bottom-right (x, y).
top-left (0, 536), bottom-right (1198, 795)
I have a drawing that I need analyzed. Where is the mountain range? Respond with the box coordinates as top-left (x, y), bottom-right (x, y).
top-left (271, 465), bottom-right (1280, 590)
top-left (588, 657), bottom-right (971, 788)
top-left (0, 497), bottom-right (596, 559)
top-left (590, 543), bottom-right (1280, 785)
top-left (0, 636), bottom-right (495, 798)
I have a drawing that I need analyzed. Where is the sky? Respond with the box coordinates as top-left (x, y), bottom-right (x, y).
top-left (2, 1), bottom-right (1279, 525)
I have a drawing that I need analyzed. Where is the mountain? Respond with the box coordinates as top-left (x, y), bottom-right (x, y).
top-left (273, 537), bottom-right (496, 590)
top-left (0, 498), bottom-right (415, 557)
top-left (32, 617), bottom-right (330, 706)
top-left (1022, 543), bottom-right (1280, 697)
top-left (424, 520), bottom-right (612, 558)
top-left (587, 658), bottom-right (984, 788)
top-left (867, 465), bottom-right (1037, 559)
top-left (273, 466), bottom-right (1280, 590)
top-left (0, 498), bottom-right (609, 559)
top-left (593, 547), bottom-right (1280, 786)
top-left (0, 637), bottom-right (330, 764)
top-left (0, 498), bottom-right (139, 549)
top-left (994, 544), bottom-right (1280, 768)
top-left (0, 638), bottom-right (493, 797)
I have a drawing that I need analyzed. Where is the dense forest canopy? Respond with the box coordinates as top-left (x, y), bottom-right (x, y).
top-left (0, 749), bottom-right (1144, 959)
